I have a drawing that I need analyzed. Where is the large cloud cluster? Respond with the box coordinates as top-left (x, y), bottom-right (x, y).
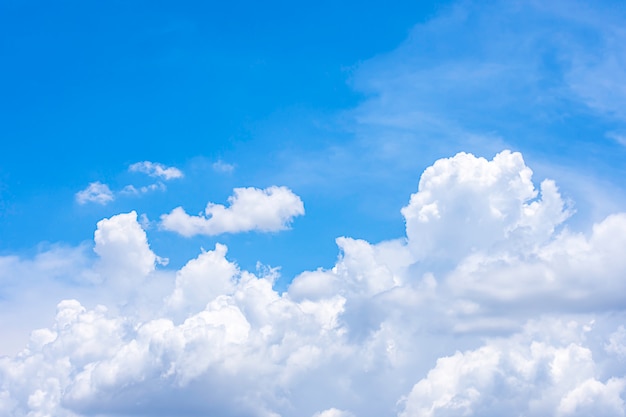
top-left (2, 150), bottom-right (626, 416)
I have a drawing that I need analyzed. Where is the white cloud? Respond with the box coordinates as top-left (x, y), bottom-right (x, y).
top-left (165, 243), bottom-right (237, 316)
top-left (312, 409), bottom-right (355, 417)
top-left (399, 318), bottom-right (626, 417)
top-left (129, 161), bottom-right (183, 180)
top-left (77, 177), bottom-right (170, 207)
top-left (161, 186), bottom-right (305, 236)
top-left (402, 150), bottom-right (571, 263)
top-left (120, 182), bottom-right (166, 195)
top-left (93, 211), bottom-right (157, 292)
top-left (3, 150), bottom-right (626, 417)
top-left (75, 182), bottom-right (114, 205)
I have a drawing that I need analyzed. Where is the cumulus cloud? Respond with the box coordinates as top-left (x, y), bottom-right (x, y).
top-left (402, 150), bottom-right (572, 263)
top-left (3, 150), bottom-right (626, 417)
top-left (93, 211), bottom-right (159, 291)
top-left (75, 182), bottom-right (114, 205)
top-left (161, 186), bottom-right (305, 236)
top-left (128, 161), bottom-right (183, 180)
top-left (399, 318), bottom-right (626, 417)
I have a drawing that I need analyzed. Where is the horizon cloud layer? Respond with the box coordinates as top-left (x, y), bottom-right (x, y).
top-left (2, 150), bottom-right (626, 417)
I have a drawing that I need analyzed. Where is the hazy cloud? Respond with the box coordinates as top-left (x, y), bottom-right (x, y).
top-left (212, 160), bottom-right (235, 174)
top-left (129, 161), bottom-right (184, 180)
top-left (120, 182), bottom-right (166, 195)
top-left (75, 182), bottom-right (114, 205)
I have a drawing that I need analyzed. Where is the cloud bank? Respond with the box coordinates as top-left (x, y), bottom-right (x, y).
top-left (3, 150), bottom-right (626, 417)
top-left (161, 186), bottom-right (305, 236)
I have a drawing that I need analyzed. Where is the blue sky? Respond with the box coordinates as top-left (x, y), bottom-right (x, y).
top-left (2, 1), bottom-right (626, 416)
top-left (0, 0), bottom-right (458, 279)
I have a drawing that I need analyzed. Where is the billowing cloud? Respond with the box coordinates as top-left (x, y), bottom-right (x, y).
top-left (402, 150), bottom-right (571, 263)
top-left (129, 161), bottom-right (184, 180)
top-left (2, 150), bottom-right (626, 417)
top-left (399, 318), bottom-right (626, 417)
top-left (75, 182), bottom-right (114, 205)
top-left (93, 211), bottom-right (158, 290)
top-left (160, 186), bottom-right (305, 237)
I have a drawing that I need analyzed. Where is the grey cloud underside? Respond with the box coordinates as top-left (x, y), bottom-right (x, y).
top-left (2, 150), bottom-right (626, 417)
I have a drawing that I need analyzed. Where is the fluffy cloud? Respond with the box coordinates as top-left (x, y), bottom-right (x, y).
top-left (3, 150), bottom-right (626, 417)
top-left (161, 186), bottom-right (305, 236)
top-left (128, 161), bottom-right (183, 180)
top-left (93, 211), bottom-right (159, 292)
top-left (399, 318), bottom-right (626, 417)
top-left (75, 182), bottom-right (114, 205)
top-left (402, 150), bottom-right (571, 263)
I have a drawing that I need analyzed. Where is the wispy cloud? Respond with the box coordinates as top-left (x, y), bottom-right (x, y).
top-left (129, 161), bottom-right (184, 180)
top-left (212, 159), bottom-right (235, 174)
top-left (120, 182), bottom-right (167, 195)
top-left (607, 131), bottom-right (626, 147)
top-left (75, 182), bottom-right (114, 205)
top-left (76, 161), bottom-right (182, 205)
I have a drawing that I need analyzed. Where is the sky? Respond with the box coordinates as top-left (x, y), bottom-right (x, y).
top-left (1, 0), bottom-right (626, 416)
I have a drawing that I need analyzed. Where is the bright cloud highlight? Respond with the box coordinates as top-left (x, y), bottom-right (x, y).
top-left (3, 150), bottom-right (626, 417)
top-left (161, 186), bottom-right (305, 236)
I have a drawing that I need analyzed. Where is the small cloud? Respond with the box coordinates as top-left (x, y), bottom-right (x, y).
top-left (129, 161), bottom-right (183, 180)
top-left (212, 160), bottom-right (235, 174)
top-left (120, 182), bottom-right (166, 196)
top-left (75, 182), bottom-right (114, 205)
top-left (160, 186), bottom-right (305, 237)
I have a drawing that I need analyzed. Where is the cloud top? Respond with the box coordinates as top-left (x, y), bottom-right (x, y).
top-left (161, 186), bottom-right (305, 236)
top-left (402, 150), bottom-right (571, 263)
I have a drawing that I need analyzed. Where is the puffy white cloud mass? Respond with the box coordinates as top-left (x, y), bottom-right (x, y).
top-left (128, 161), bottom-right (184, 180)
top-left (75, 182), bottom-right (114, 205)
top-left (160, 186), bottom-right (305, 237)
top-left (3, 150), bottom-right (626, 417)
